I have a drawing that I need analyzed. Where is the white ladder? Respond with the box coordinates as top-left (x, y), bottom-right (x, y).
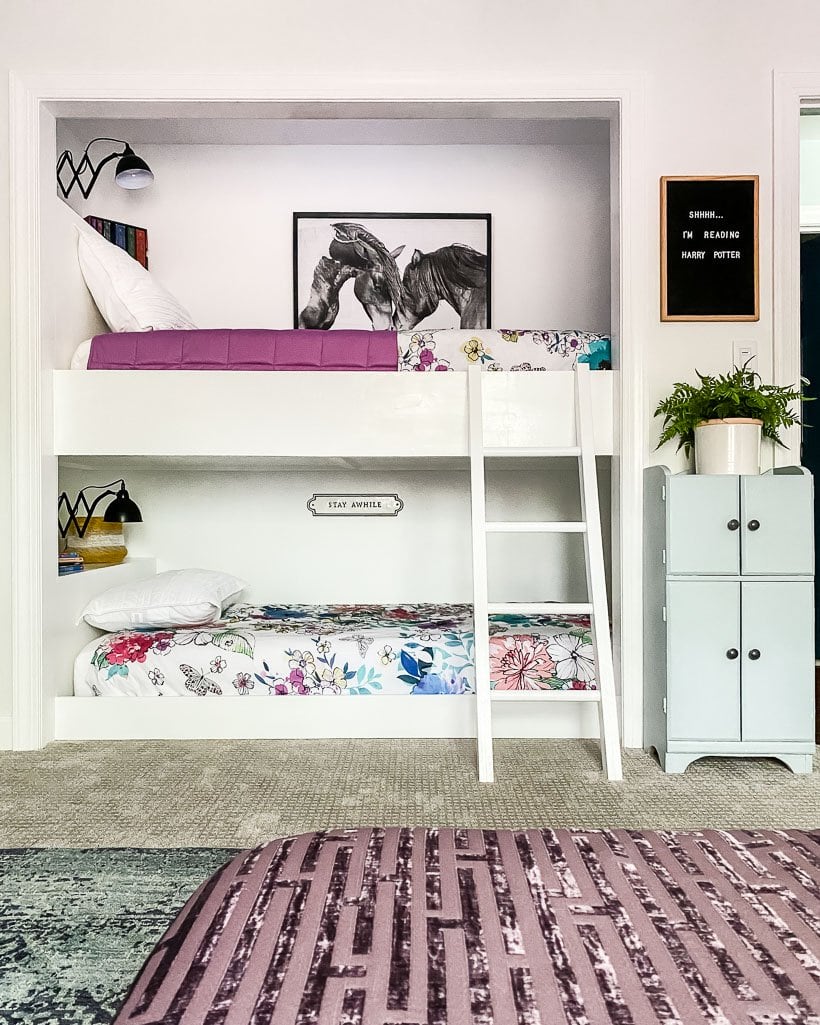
top-left (468, 362), bottom-right (622, 783)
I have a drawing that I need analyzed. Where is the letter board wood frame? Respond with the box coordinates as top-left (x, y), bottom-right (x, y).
top-left (660, 175), bottom-right (759, 322)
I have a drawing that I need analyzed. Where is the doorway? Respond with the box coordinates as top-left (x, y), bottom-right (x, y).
top-left (799, 233), bottom-right (820, 658)
top-left (799, 109), bottom-right (820, 739)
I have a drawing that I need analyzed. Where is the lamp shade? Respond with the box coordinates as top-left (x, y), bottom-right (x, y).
top-left (115, 147), bottom-right (154, 190)
top-left (103, 487), bottom-right (143, 524)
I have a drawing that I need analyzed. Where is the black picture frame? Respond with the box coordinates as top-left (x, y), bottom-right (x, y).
top-left (660, 175), bottom-right (759, 321)
top-left (293, 211), bottom-right (492, 330)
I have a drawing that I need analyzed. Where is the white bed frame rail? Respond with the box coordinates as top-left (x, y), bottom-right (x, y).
top-left (53, 370), bottom-right (614, 457)
top-left (54, 694), bottom-right (600, 741)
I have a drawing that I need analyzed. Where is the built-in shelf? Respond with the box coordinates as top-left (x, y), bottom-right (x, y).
top-left (55, 557), bottom-right (157, 591)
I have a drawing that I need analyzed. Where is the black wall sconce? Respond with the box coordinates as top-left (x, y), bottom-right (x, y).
top-left (58, 479), bottom-right (143, 539)
top-left (56, 137), bottom-right (154, 200)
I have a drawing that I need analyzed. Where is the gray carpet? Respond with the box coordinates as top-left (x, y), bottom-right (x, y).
top-left (1, 739), bottom-right (818, 846)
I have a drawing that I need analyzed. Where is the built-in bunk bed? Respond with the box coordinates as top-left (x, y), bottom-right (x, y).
top-left (52, 205), bottom-right (620, 779)
top-left (66, 325), bottom-right (610, 689)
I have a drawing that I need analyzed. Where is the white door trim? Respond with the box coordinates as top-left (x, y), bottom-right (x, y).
top-left (9, 73), bottom-right (47, 750)
top-left (8, 71), bottom-right (647, 750)
top-left (773, 72), bottom-right (820, 462)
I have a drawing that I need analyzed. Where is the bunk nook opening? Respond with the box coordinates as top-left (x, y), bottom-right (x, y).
top-left (17, 93), bottom-right (639, 775)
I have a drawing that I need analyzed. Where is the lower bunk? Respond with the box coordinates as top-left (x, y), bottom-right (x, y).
top-left (59, 602), bottom-right (603, 740)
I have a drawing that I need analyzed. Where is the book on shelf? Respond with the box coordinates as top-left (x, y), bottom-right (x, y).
top-left (58, 550), bottom-right (84, 574)
top-left (58, 564), bottom-right (85, 576)
top-left (84, 216), bottom-right (149, 269)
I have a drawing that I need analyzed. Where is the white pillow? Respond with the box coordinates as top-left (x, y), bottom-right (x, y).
top-left (70, 339), bottom-right (93, 370)
top-left (76, 223), bottom-right (197, 333)
top-left (81, 569), bottom-right (247, 631)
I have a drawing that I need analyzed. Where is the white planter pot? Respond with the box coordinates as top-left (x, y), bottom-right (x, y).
top-left (694, 418), bottom-right (762, 475)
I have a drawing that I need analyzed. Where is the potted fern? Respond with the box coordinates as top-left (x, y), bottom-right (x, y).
top-left (654, 365), bottom-right (806, 474)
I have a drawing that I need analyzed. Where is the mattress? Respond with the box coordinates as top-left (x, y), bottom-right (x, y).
top-left (70, 328), bottom-right (612, 372)
top-left (74, 602), bottom-right (597, 697)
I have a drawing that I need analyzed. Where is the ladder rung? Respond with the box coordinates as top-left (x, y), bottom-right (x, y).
top-left (490, 690), bottom-right (601, 702)
top-left (488, 602), bottom-right (593, 616)
top-left (485, 521), bottom-right (586, 533)
top-left (484, 446), bottom-right (581, 457)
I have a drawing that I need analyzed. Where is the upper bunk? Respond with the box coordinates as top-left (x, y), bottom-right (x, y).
top-left (49, 117), bottom-right (617, 462)
top-left (53, 328), bottom-right (615, 458)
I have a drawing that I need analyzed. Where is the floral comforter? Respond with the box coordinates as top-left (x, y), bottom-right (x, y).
top-left (397, 329), bottom-right (611, 372)
top-left (74, 603), bottom-right (597, 698)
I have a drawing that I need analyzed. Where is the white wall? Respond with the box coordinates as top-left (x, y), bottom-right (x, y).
top-left (5, 1), bottom-right (820, 741)
top-left (55, 142), bottom-right (611, 335)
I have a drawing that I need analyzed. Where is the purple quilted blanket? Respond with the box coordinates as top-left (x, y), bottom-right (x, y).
top-left (87, 329), bottom-right (398, 371)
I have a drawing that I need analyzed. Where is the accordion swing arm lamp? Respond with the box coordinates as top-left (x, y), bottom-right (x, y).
top-left (56, 137), bottom-right (154, 200)
top-left (58, 480), bottom-right (143, 540)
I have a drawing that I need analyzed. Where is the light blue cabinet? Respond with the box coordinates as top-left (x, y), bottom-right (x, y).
top-left (740, 476), bottom-right (815, 576)
top-left (644, 466), bottom-right (815, 774)
top-left (740, 580), bottom-right (815, 743)
top-left (666, 580), bottom-right (741, 743)
top-left (666, 475), bottom-right (739, 575)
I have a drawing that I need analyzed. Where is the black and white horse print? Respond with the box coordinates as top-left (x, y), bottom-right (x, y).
top-left (297, 222), bottom-right (488, 330)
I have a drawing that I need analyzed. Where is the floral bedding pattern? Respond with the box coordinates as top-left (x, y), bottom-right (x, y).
top-left (75, 603), bottom-right (597, 698)
top-left (397, 329), bottom-right (611, 373)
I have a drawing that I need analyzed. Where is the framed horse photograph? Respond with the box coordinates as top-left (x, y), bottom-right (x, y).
top-left (293, 212), bottom-right (491, 331)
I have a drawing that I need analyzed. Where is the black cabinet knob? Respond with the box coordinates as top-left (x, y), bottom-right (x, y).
top-left (727, 519), bottom-right (740, 531)
top-left (726, 648), bottom-right (739, 660)
top-left (748, 519), bottom-right (760, 531)
top-left (748, 649), bottom-right (761, 660)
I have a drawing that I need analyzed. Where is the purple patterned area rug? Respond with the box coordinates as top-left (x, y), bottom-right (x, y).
top-left (115, 828), bottom-right (820, 1024)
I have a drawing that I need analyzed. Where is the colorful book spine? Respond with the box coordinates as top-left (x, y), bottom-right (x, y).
top-left (58, 563), bottom-right (85, 576)
top-left (58, 550), bottom-right (84, 575)
top-left (135, 228), bottom-right (148, 269)
top-left (84, 217), bottom-right (149, 268)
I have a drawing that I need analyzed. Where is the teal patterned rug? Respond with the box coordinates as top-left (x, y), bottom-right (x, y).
top-left (0, 848), bottom-right (237, 1025)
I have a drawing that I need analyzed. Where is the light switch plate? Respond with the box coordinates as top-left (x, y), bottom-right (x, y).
top-left (733, 340), bottom-right (757, 369)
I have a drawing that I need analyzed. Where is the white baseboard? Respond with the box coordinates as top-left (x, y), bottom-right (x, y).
top-left (54, 695), bottom-right (599, 742)
top-left (0, 716), bottom-right (12, 749)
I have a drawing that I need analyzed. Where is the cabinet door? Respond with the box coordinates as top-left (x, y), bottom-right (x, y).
top-left (741, 474), bottom-right (814, 576)
top-left (667, 580), bottom-right (741, 741)
top-left (667, 475), bottom-right (739, 575)
top-left (741, 581), bottom-right (815, 742)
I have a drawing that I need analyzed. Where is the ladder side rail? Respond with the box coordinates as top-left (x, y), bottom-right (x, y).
top-left (468, 364), bottom-right (494, 782)
top-left (575, 363), bottom-right (623, 780)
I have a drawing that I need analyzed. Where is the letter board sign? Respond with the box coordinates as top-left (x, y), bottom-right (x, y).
top-left (661, 175), bottom-right (759, 321)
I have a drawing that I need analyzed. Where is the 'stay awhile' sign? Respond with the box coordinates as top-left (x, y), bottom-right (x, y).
top-left (661, 175), bottom-right (759, 322)
top-left (307, 494), bottom-right (405, 517)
